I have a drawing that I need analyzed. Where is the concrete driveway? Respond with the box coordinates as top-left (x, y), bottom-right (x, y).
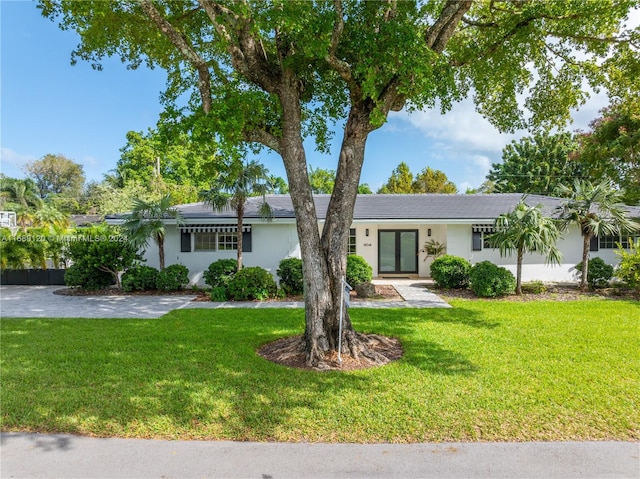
top-left (0, 285), bottom-right (194, 319)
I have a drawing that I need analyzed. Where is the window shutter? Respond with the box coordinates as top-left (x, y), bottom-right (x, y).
top-left (589, 235), bottom-right (599, 252)
top-left (180, 232), bottom-right (191, 252)
top-left (472, 231), bottom-right (482, 251)
top-left (242, 231), bottom-right (252, 252)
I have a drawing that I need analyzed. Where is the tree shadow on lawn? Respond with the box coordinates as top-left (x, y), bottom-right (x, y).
top-left (350, 308), bottom-right (490, 375)
top-left (1, 309), bottom-right (487, 440)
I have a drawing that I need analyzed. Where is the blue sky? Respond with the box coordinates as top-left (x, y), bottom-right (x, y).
top-left (0, 1), bottom-right (620, 193)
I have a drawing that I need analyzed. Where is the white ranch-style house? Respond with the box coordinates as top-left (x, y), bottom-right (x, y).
top-left (107, 194), bottom-right (640, 286)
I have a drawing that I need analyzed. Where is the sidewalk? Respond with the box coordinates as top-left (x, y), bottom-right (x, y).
top-left (1, 433), bottom-right (637, 479)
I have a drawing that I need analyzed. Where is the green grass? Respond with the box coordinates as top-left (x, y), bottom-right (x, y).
top-left (1, 300), bottom-right (639, 442)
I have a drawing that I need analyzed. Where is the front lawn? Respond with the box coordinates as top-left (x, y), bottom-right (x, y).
top-left (1, 300), bottom-right (638, 442)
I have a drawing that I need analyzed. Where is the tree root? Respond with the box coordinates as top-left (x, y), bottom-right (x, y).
top-left (258, 333), bottom-right (403, 371)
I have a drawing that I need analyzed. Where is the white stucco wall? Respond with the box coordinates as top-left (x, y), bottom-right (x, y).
top-left (446, 223), bottom-right (623, 282)
top-left (142, 222), bottom-right (299, 286)
top-left (144, 221), bottom-right (629, 285)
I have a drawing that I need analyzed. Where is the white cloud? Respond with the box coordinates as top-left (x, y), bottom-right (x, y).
top-left (0, 148), bottom-right (37, 177)
top-left (392, 99), bottom-right (523, 155)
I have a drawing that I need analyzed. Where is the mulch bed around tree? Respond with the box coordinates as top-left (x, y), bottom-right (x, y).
top-left (258, 334), bottom-right (404, 371)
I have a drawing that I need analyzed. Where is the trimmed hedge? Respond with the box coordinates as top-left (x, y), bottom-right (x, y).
top-left (203, 259), bottom-right (238, 289)
top-left (227, 266), bottom-right (277, 301)
top-left (346, 255), bottom-right (372, 287)
top-left (277, 257), bottom-right (304, 295)
top-left (156, 264), bottom-right (190, 291)
top-left (430, 255), bottom-right (471, 289)
top-left (469, 261), bottom-right (516, 298)
top-left (122, 265), bottom-right (159, 292)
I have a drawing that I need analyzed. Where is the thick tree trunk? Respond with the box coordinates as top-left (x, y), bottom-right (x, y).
top-left (278, 73), bottom-right (334, 366)
top-left (320, 103), bottom-right (376, 356)
top-left (277, 76), bottom-right (386, 367)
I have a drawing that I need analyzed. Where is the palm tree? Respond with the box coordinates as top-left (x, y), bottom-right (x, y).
top-left (200, 160), bottom-right (273, 270)
top-left (556, 179), bottom-right (640, 291)
top-left (33, 203), bottom-right (71, 234)
top-left (0, 178), bottom-right (43, 230)
top-left (487, 198), bottom-right (563, 295)
top-left (121, 193), bottom-right (184, 270)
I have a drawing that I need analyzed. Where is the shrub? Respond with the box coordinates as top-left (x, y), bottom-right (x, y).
top-left (227, 266), bottom-right (277, 301)
top-left (64, 226), bottom-right (138, 289)
top-left (521, 280), bottom-right (547, 294)
top-left (203, 259), bottom-right (238, 289)
top-left (277, 257), bottom-right (304, 295)
top-left (121, 265), bottom-right (159, 292)
top-left (209, 286), bottom-right (229, 302)
top-left (64, 263), bottom-right (113, 290)
top-left (615, 239), bottom-right (640, 296)
top-left (469, 261), bottom-right (516, 298)
top-left (430, 255), bottom-right (471, 289)
top-left (156, 264), bottom-right (190, 291)
top-left (346, 254), bottom-right (372, 287)
top-left (575, 257), bottom-right (614, 289)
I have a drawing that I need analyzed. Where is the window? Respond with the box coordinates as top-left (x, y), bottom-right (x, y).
top-left (348, 228), bottom-right (356, 254)
top-left (195, 232), bottom-right (217, 251)
top-left (180, 232), bottom-right (191, 252)
top-left (472, 224), bottom-right (495, 251)
top-left (194, 232), bottom-right (238, 251)
top-left (599, 233), bottom-right (640, 249)
top-left (184, 225), bottom-right (250, 252)
top-left (217, 232), bottom-right (238, 251)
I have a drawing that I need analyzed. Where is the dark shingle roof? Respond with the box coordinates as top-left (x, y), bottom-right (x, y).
top-left (107, 194), bottom-right (640, 222)
top-left (167, 194), bottom-right (578, 221)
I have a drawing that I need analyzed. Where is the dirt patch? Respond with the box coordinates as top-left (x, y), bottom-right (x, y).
top-left (258, 334), bottom-right (404, 371)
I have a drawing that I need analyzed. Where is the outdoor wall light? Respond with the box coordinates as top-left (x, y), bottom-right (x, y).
top-left (428, 228), bottom-right (432, 236)
top-left (366, 228), bottom-right (370, 236)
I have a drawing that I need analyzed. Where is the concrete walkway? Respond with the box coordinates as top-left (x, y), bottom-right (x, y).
top-left (1, 432), bottom-right (637, 479)
top-left (0, 281), bottom-right (448, 318)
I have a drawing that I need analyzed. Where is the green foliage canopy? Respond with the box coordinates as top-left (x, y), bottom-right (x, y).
top-left (577, 101), bottom-right (640, 205)
top-left (116, 129), bottom-right (221, 189)
top-left (378, 162), bottom-right (457, 193)
top-left (487, 132), bottom-right (584, 195)
top-left (24, 154), bottom-right (85, 200)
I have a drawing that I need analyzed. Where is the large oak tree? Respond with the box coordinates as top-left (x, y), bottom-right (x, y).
top-left (40, 0), bottom-right (639, 367)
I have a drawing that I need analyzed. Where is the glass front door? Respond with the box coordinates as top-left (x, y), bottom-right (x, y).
top-left (378, 230), bottom-right (418, 274)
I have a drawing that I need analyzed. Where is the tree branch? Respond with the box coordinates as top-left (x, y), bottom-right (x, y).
top-left (425, 0), bottom-right (473, 53)
top-left (137, 0), bottom-right (213, 114)
top-left (325, 0), bottom-right (353, 83)
top-left (243, 129), bottom-right (282, 155)
top-left (198, 0), bottom-right (280, 93)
